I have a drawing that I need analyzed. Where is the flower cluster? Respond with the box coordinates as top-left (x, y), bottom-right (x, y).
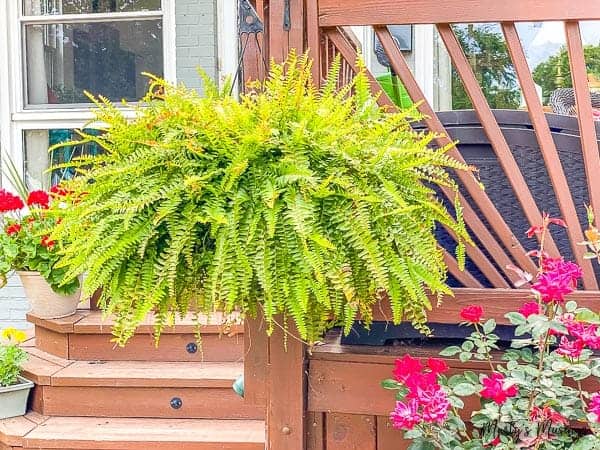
top-left (384, 216), bottom-right (600, 449)
top-left (0, 190), bottom-right (24, 213)
top-left (532, 257), bottom-right (582, 304)
top-left (390, 355), bottom-right (450, 429)
top-left (0, 183), bottom-right (79, 295)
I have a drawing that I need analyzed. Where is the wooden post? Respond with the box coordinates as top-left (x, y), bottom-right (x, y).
top-left (244, 314), bottom-right (268, 406)
top-left (260, 3), bottom-right (309, 449)
top-left (267, 317), bottom-right (307, 450)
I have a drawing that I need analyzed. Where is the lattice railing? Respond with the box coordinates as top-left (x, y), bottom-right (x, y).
top-left (310, 0), bottom-right (600, 291)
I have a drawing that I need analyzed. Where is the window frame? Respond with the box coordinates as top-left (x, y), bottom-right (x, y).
top-left (18, 1), bottom-right (176, 112)
top-left (0, 0), bottom-right (177, 184)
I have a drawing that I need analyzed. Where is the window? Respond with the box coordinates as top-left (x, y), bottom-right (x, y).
top-left (0, 0), bottom-right (175, 189)
top-left (24, 128), bottom-right (102, 188)
top-left (22, 0), bottom-right (167, 107)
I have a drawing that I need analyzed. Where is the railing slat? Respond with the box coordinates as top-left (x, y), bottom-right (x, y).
top-left (324, 28), bottom-right (396, 108)
top-left (306, 0), bottom-right (321, 86)
top-left (502, 22), bottom-right (598, 290)
top-left (437, 23), bottom-right (561, 257)
top-left (374, 26), bottom-right (535, 280)
top-left (318, 0), bottom-right (600, 27)
top-left (564, 21), bottom-right (600, 223)
top-left (443, 250), bottom-right (483, 288)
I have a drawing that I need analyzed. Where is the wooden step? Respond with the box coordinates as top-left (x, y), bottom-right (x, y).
top-left (28, 311), bottom-right (244, 362)
top-left (1, 414), bottom-right (265, 450)
top-left (22, 349), bottom-right (262, 420)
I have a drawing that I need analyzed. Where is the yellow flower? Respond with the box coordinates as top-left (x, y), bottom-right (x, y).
top-left (1, 327), bottom-right (28, 344)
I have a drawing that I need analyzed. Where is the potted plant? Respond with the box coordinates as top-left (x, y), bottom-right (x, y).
top-left (0, 327), bottom-right (33, 419)
top-left (383, 215), bottom-right (600, 449)
top-left (0, 160), bottom-right (81, 319)
top-left (49, 52), bottom-right (471, 346)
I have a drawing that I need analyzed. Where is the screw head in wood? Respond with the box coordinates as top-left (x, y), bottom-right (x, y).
top-left (186, 342), bottom-right (198, 354)
top-left (170, 397), bottom-right (183, 409)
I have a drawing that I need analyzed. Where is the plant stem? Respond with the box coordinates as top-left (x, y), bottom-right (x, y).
top-left (474, 323), bottom-right (496, 372)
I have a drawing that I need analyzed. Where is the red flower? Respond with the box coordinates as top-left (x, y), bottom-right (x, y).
top-left (393, 354), bottom-right (423, 383)
top-left (480, 373), bottom-right (518, 404)
top-left (532, 259), bottom-right (582, 305)
top-left (419, 387), bottom-right (450, 424)
top-left (0, 189), bottom-right (24, 212)
top-left (40, 235), bottom-right (55, 249)
top-left (5, 223), bottom-right (21, 235)
top-left (589, 393), bottom-right (600, 422)
top-left (485, 437), bottom-right (501, 447)
top-left (27, 190), bottom-right (50, 209)
top-left (541, 258), bottom-right (583, 285)
top-left (50, 184), bottom-right (69, 196)
top-left (530, 406), bottom-right (568, 425)
top-left (390, 399), bottom-right (421, 430)
top-left (556, 336), bottom-right (584, 359)
top-left (427, 358), bottom-right (449, 374)
top-left (460, 305), bottom-right (484, 324)
top-left (519, 301), bottom-right (541, 318)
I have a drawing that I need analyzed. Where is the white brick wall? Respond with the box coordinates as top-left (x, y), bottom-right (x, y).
top-left (176, 0), bottom-right (218, 91)
top-left (0, 275), bottom-right (31, 330)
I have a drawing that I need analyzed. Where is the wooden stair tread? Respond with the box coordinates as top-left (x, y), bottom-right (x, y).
top-left (21, 347), bottom-right (244, 388)
top-left (22, 416), bottom-right (265, 449)
top-left (28, 310), bottom-right (244, 335)
top-left (52, 360), bottom-right (244, 387)
top-left (0, 414), bottom-right (39, 446)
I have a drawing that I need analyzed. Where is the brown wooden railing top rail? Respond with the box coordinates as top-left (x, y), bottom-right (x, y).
top-left (318, 0), bottom-right (600, 26)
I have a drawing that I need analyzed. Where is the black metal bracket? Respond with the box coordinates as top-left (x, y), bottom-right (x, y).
top-left (239, 0), bottom-right (264, 35)
top-left (283, 0), bottom-right (291, 31)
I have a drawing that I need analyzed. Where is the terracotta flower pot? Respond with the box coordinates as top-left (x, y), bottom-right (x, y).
top-left (17, 271), bottom-right (81, 319)
top-left (0, 376), bottom-right (34, 419)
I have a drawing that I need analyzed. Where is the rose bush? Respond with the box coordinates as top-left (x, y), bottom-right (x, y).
top-left (384, 214), bottom-right (600, 449)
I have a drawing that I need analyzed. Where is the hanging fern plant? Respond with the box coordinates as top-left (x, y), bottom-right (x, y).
top-left (50, 52), bottom-right (472, 345)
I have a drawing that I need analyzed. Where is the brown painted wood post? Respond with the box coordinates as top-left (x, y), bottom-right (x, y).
top-left (267, 318), bottom-right (307, 450)
top-left (244, 314), bottom-right (268, 406)
top-left (264, 4), bottom-right (308, 449)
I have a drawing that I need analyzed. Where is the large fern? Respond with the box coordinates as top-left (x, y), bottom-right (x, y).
top-left (50, 52), bottom-right (472, 345)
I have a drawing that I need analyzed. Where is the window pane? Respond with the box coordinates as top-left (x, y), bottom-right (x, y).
top-left (24, 129), bottom-right (103, 189)
top-left (26, 20), bottom-right (163, 105)
top-left (24, 0), bottom-right (161, 15)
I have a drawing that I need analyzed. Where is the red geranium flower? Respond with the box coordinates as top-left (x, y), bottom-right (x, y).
top-left (480, 373), bottom-right (518, 404)
top-left (5, 223), bottom-right (21, 235)
top-left (0, 189), bottom-right (24, 212)
top-left (40, 235), bottom-right (55, 249)
top-left (27, 190), bottom-right (50, 209)
top-left (460, 305), bottom-right (484, 324)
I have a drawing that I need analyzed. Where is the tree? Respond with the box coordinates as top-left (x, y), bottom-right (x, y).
top-left (533, 45), bottom-right (600, 103)
top-left (451, 24), bottom-right (521, 110)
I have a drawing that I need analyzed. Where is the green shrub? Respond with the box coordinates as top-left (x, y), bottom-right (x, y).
top-left (50, 53), bottom-right (471, 345)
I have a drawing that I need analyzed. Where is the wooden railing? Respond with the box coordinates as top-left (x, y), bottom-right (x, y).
top-left (242, 1), bottom-right (600, 448)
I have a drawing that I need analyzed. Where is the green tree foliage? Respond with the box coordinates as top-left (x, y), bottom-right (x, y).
top-left (533, 45), bottom-right (600, 103)
top-left (50, 53), bottom-right (471, 345)
top-left (452, 25), bottom-right (521, 110)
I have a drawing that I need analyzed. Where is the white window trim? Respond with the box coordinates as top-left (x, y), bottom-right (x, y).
top-left (217, 0), bottom-right (239, 88)
top-left (0, 0), bottom-right (178, 183)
